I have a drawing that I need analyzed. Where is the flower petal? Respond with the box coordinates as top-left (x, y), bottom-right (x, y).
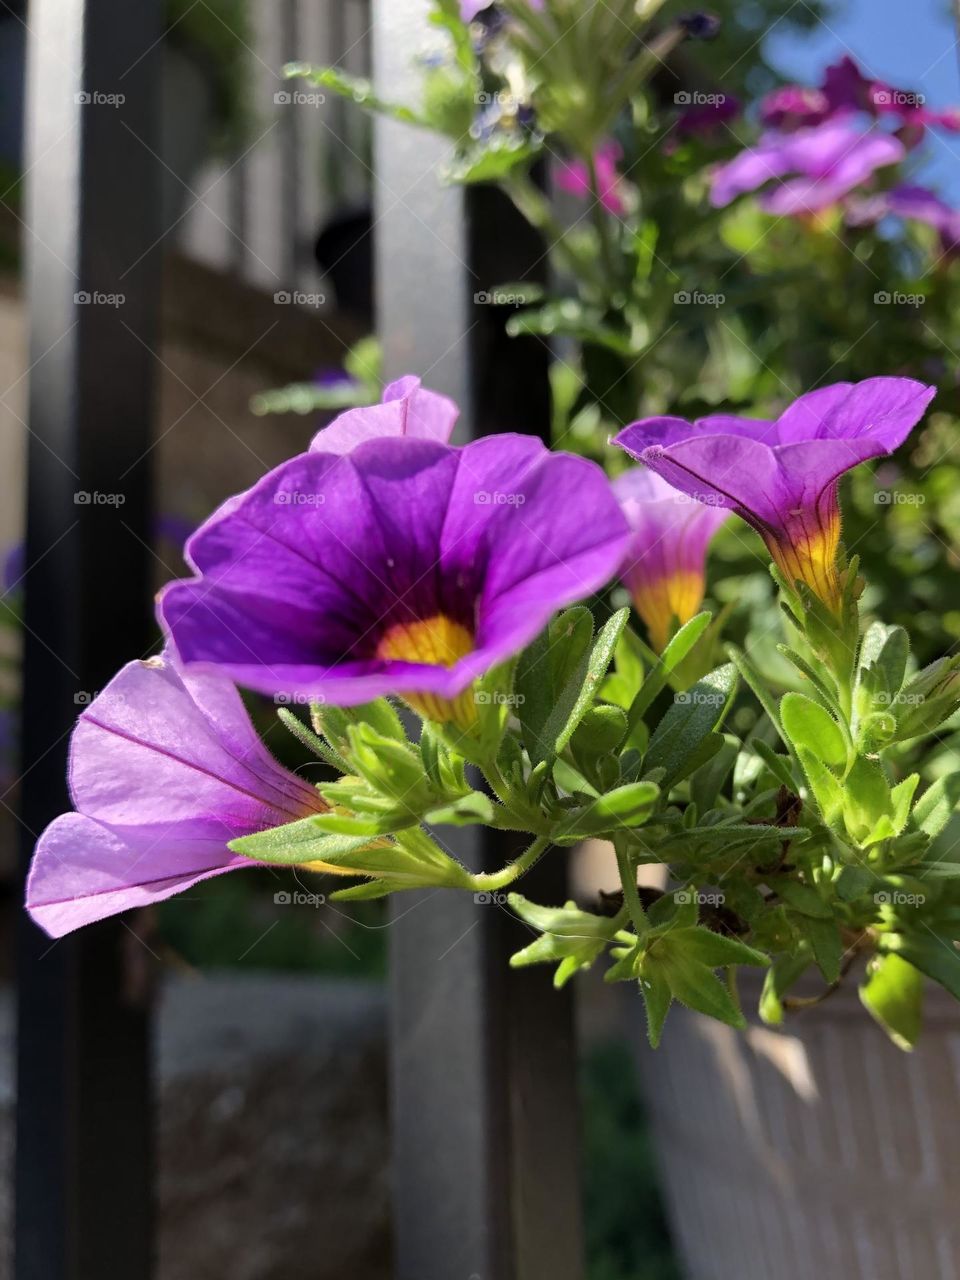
top-left (26, 813), bottom-right (251, 938)
top-left (309, 375), bottom-right (459, 454)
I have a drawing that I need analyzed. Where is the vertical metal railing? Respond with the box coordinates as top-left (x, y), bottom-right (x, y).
top-left (374, 4), bottom-right (585, 1277)
top-left (15, 1), bottom-right (162, 1275)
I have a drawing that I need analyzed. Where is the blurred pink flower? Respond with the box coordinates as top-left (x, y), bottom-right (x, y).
top-left (555, 141), bottom-right (628, 215)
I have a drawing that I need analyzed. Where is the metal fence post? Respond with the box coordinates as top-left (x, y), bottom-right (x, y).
top-left (15, 1), bottom-right (163, 1275)
top-left (373, 4), bottom-right (585, 1277)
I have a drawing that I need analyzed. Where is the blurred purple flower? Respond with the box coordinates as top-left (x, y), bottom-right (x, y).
top-left (461, 0), bottom-right (542, 19)
top-left (2, 543), bottom-right (24, 595)
top-left (614, 469), bottom-right (729, 651)
top-left (761, 56), bottom-right (960, 137)
top-left (615, 378), bottom-right (936, 609)
top-left (556, 141), bottom-right (628, 215)
top-left (710, 119), bottom-right (904, 216)
top-left (25, 654), bottom-right (328, 938)
top-left (159, 434), bottom-right (629, 726)
top-left (673, 94), bottom-right (740, 139)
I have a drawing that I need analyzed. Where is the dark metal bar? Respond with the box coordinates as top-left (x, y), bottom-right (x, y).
top-left (15, 0), bottom-right (163, 1275)
top-left (374, 5), bottom-right (585, 1277)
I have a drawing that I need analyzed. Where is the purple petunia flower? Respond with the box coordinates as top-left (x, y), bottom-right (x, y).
top-left (555, 141), bottom-right (629, 216)
top-left (614, 378), bottom-right (936, 609)
top-left (761, 55), bottom-right (960, 138)
top-left (25, 654), bottom-right (328, 938)
top-left (309, 375), bottom-right (459, 454)
top-left (614, 469), bottom-right (729, 651)
top-left (158, 436), bottom-right (630, 726)
top-left (710, 119), bottom-right (904, 216)
top-left (849, 183), bottom-right (960, 258)
top-left (461, 0), bottom-right (543, 20)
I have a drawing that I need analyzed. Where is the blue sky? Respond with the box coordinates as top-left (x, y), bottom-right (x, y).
top-left (767, 0), bottom-right (960, 198)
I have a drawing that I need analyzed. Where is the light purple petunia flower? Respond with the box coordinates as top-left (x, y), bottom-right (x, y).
top-left (710, 119), bottom-right (904, 216)
top-left (158, 435), bottom-right (630, 726)
top-left (614, 469), bottom-right (729, 651)
top-left (848, 183), bottom-right (960, 257)
top-left (614, 378), bottom-right (936, 609)
top-left (555, 141), bottom-right (628, 215)
top-left (25, 654), bottom-right (328, 938)
top-left (309, 375), bottom-right (458, 454)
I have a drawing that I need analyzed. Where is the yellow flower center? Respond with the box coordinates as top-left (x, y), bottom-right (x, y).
top-left (376, 614), bottom-right (477, 728)
top-left (631, 570), bottom-right (706, 653)
top-left (766, 512), bottom-right (842, 612)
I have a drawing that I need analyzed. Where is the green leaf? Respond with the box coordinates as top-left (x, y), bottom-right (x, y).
top-left (781, 692), bottom-right (846, 767)
top-left (690, 735), bottom-right (739, 812)
top-left (424, 791), bottom-right (496, 827)
top-left (638, 963), bottom-right (672, 1048)
top-left (626, 612), bottom-right (712, 735)
top-left (889, 774), bottom-right (920, 837)
top-left (229, 819), bottom-right (376, 867)
top-left (508, 895), bottom-right (620, 987)
top-left (770, 879), bottom-right (832, 919)
top-left (556, 781), bottom-right (660, 840)
top-left (759, 953), bottom-right (810, 1026)
top-left (517, 608), bottom-right (628, 767)
top-left (600, 627), bottom-right (646, 710)
top-left (727, 643), bottom-right (785, 739)
top-left (795, 746), bottom-right (844, 827)
top-left (515, 607), bottom-right (593, 765)
top-left (752, 740), bottom-right (799, 792)
top-left (842, 756), bottom-right (892, 842)
top-left (553, 609), bottom-right (629, 757)
top-left (286, 63), bottom-right (427, 125)
top-left (656, 948), bottom-right (747, 1029)
top-left (658, 926), bottom-right (770, 970)
top-left (913, 774), bottom-right (960, 837)
top-left (859, 621), bottom-right (910, 698)
top-left (881, 932), bottom-right (960, 1002)
top-left (860, 952), bottom-right (924, 1051)
top-left (643, 664), bottom-right (738, 788)
top-left (835, 864), bottom-right (878, 901)
top-left (443, 136), bottom-right (538, 184)
top-left (802, 916), bottom-right (843, 984)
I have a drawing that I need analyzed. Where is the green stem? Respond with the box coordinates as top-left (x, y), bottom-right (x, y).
top-left (471, 835), bottom-right (552, 893)
top-left (502, 172), bottom-right (603, 291)
top-left (614, 835), bottom-right (648, 934)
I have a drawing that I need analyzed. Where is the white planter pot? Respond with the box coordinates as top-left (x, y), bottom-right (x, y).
top-left (632, 976), bottom-right (960, 1280)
